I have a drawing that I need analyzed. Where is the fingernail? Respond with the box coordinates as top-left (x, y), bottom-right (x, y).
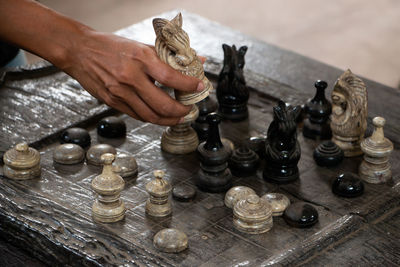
top-left (196, 82), bottom-right (204, 92)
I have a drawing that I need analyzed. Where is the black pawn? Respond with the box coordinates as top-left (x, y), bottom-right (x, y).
top-left (313, 141), bottom-right (344, 167)
top-left (192, 96), bottom-right (218, 141)
top-left (332, 173), bottom-right (364, 198)
top-left (283, 202), bottom-right (319, 228)
top-left (60, 127), bottom-right (91, 148)
top-left (263, 100), bottom-right (302, 184)
top-left (172, 184), bottom-right (196, 202)
top-left (229, 147), bottom-right (260, 177)
top-left (217, 44), bottom-right (249, 121)
top-left (197, 113), bottom-right (232, 193)
top-left (97, 116), bottom-right (126, 138)
top-left (246, 136), bottom-right (266, 158)
top-left (303, 80), bottom-right (332, 140)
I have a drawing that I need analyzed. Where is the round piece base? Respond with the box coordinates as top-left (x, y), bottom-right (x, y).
top-left (161, 127), bottom-right (199, 155)
top-left (263, 168), bottom-right (299, 184)
top-left (196, 169), bottom-right (232, 193)
top-left (233, 217), bottom-right (273, 234)
top-left (145, 200), bottom-right (172, 217)
top-left (4, 164), bottom-right (41, 180)
top-left (359, 162), bottom-right (392, 184)
top-left (92, 201), bottom-right (126, 223)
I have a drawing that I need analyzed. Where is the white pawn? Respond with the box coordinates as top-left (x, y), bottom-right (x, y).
top-left (145, 170), bottom-right (172, 217)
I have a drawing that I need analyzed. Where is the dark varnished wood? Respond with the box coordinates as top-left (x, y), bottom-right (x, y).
top-left (0, 10), bottom-right (399, 266)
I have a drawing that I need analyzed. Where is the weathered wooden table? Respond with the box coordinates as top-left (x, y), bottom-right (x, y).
top-left (0, 10), bottom-right (399, 266)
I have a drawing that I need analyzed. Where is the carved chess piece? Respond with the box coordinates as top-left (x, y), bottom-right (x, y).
top-left (331, 69), bottom-right (367, 157)
top-left (145, 170), bottom-right (172, 217)
top-left (161, 105), bottom-right (199, 154)
top-left (224, 186), bottom-right (256, 209)
top-left (313, 141), bottom-right (344, 167)
top-left (91, 153), bottom-right (125, 223)
top-left (283, 202), bottom-right (318, 228)
top-left (192, 96), bottom-right (218, 141)
top-left (217, 44), bottom-right (249, 121)
top-left (153, 228), bottom-right (188, 253)
top-left (303, 80), bottom-right (332, 140)
top-left (197, 113), bottom-right (232, 192)
top-left (263, 101), bottom-right (301, 184)
top-left (359, 117), bottom-right (393, 184)
top-left (261, 193), bottom-right (290, 216)
top-left (3, 142), bottom-right (41, 180)
top-left (112, 152), bottom-right (138, 179)
top-left (86, 144), bottom-right (116, 166)
top-left (228, 146), bottom-right (260, 177)
top-left (60, 127), bottom-right (91, 148)
top-left (97, 116), bottom-right (126, 138)
top-left (53, 143), bottom-right (85, 165)
top-left (233, 194), bottom-right (273, 234)
top-left (153, 12), bottom-right (212, 104)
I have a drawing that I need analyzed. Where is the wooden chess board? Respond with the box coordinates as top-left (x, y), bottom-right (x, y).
top-left (0, 10), bottom-right (399, 266)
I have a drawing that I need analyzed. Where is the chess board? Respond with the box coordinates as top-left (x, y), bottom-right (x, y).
top-left (0, 10), bottom-right (399, 266)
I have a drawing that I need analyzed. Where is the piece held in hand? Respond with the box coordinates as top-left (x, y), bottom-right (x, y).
top-left (359, 117), bottom-right (393, 183)
top-left (261, 193), bottom-right (290, 216)
top-left (233, 194), bottom-right (273, 234)
top-left (192, 96), bottom-right (218, 141)
top-left (332, 173), bottom-right (364, 198)
top-left (303, 80), bottom-right (332, 140)
top-left (161, 105), bottom-right (199, 154)
top-left (283, 202), bottom-right (318, 228)
top-left (331, 69), bottom-right (367, 157)
top-left (145, 170), bottom-right (172, 217)
top-left (86, 144), bottom-right (116, 166)
top-left (60, 127), bottom-right (91, 148)
top-left (153, 12), bottom-right (212, 104)
top-left (197, 113), bottom-right (232, 193)
top-left (3, 142), bottom-right (41, 180)
top-left (91, 153), bottom-right (125, 223)
top-left (172, 184), bottom-right (196, 202)
top-left (153, 228), bottom-right (188, 253)
top-left (217, 44), bottom-right (249, 121)
top-left (313, 141), bottom-right (344, 167)
top-left (112, 152), bottom-right (138, 178)
top-left (224, 186), bottom-right (256, 209)
top-left (263, 100), bottom-right (301, 184)
top-left (229, 146), bottom-right (260, 177)
top-left (97, 116), bottom-right (126, 138)
top-left (53, 143), bottom-right (85, 165)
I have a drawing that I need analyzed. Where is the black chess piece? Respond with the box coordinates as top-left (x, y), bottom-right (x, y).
top-left (97, 116), bottom-right (126, 138)
top-left (197, 113), bottom-right (232, 192)
top-left (192, 96), bottom-right (218, 141)
top-left (332, 173), bottom-right (364, 198)
top-left (283, 202), bottom-right (319, 228)
top-left (229, 146), bottom-right (260, 177)
top-left (60, 127), bottom-right (91, 148)
top-left (217, 44), bottom-right (249, 121)
top-left (246, 136), bottom-right (266, 158)
top-left (313, 141), bottom-right (344, 167)
top-left (263, 100), bottom-right (301, 184)
top-left (303, 80), bottom-right (332, 140)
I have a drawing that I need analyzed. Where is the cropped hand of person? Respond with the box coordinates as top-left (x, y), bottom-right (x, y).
top-left (0, 0), bottom-right (205, 126)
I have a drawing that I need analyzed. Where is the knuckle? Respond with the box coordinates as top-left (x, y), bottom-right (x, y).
top-left (146, 114), bottom-right (161, 124)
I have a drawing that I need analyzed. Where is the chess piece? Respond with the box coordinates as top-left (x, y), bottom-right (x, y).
top-left (261, 193), bottom-right (290, 216)
top-left (217, 44), bottom-right (249, 121)
top-left (161, 105), bottom-right (199, 154)
top-left (192, 96), bottom-right (218, 141)
top-left (233, 194), bottom-right (273, 234)
top-left (86, 144), bottom-right (116, 166)
top-left (303, 80), bottom-right (332, 140)
top-left (228, 146), bottom-right (260, 177)
top-left (53, 143), bottom-right (85, 165)
top-left (145, 170), bottom-right (172, 217)
top-left (172, 184), bottom-right (196, 202)
top-left (313, 141), bottom-right (344, 167)
top-left (332, 173), bottom-right (364, 198)
top-left (91, 153), bottom-right (125, 223)
top-left (153, 228), bottom-right (188, 253)
top-left (97, 116), bottom-right (126, 138)
top-left (3, 142), bottom-right (41, 180)
top-left (359, 117), bottom-right (393, 183)
top-left (331, 69), bottom-right (367, 157)
top-left (60, 127), bottom-right (91, 148)
top-left (197, 113), bottom-right (232, 192)
top-left (283, 202), bottom-right (318, 228)
top-left (112, 152), bottom-right (138, 178)
top-left (263, 101), bottom-right (301, 184)
top-left (246, 136), bottom-right (266, 158)
top-left (224, 186), bottom-right (256, 209)
top-left (153, 12), bottom-right (212, 104)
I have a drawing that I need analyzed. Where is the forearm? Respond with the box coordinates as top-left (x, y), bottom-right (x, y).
top-left (0, 0), bottom-right (92, 68)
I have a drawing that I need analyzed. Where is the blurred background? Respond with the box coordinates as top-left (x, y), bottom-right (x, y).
top-left (33, 0), bottom-right (400, 88)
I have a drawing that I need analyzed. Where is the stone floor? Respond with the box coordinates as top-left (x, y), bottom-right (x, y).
top-left (27, 0), bottom-right (400, 88)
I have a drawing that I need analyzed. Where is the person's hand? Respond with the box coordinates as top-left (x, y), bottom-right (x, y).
top-left (61, 31), bottom-right (204, 126)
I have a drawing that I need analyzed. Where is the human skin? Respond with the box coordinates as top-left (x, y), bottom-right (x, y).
top-left (0, 0), bottom-right (205, 125)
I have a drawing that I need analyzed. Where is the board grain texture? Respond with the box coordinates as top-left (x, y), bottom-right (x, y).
top-left (0, 10), bottom-right (399, 266)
